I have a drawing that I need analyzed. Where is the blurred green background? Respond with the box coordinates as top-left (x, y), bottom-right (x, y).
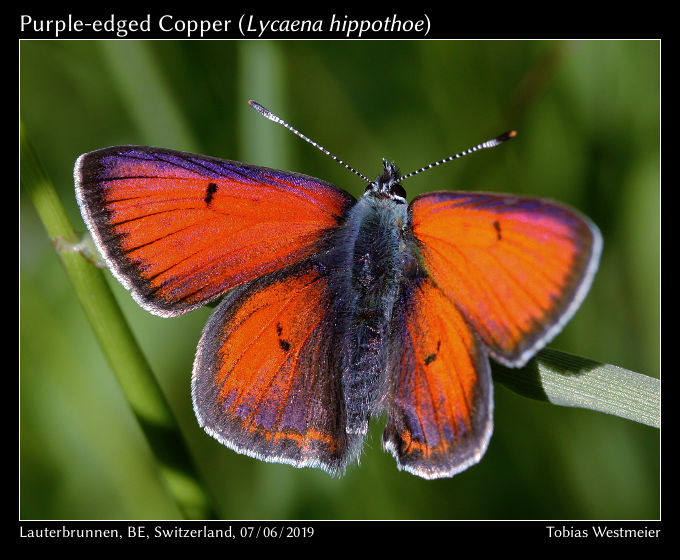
top-left (20, 40), bottom-right (659, 520)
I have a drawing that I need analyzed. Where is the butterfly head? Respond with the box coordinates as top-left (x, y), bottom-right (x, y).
top-left (365, 158), bottom-right (407, 203)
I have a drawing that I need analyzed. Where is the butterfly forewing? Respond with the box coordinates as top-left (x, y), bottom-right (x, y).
top-left (409, 191), bottom-right (601, 367)
top-left (75, 146), bottom-right (355, 317)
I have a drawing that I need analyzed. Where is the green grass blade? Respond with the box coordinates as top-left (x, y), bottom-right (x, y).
top-left (493, 348), bottom-right (660, 428)
top-left (21, 121), bottom-right (217, 519)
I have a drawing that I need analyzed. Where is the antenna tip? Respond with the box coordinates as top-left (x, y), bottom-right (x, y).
top-left (488, 130), bottom-right (517, 146)
top-left (248, 100), bottom-right (272, 119)
top-left (495, 130), bottom-right (517, 143)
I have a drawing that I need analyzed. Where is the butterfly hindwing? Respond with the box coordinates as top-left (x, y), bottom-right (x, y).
top-left (410, 191), bottom-right (602, 367)
top-left (192, 265), bottom-right (359, 475)
top-left (75, 146), bottom-right (355, 317)
top-left (383, 278), bottom-right (493, 479)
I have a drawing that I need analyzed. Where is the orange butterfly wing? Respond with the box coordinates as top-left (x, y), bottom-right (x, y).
top-left (75, 146), bottom-right (354, 317)
top-left (409, 192), bottom-right (602, 366)
top-left (384, 278), bottom-right (493, 478)
top-left (192, 266), bottom-right (359, 474)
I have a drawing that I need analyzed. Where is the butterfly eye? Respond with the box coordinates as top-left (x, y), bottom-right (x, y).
top-left (391, 183), bottom-right (407, 200)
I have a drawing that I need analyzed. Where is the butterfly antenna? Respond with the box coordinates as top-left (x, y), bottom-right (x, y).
top-left (398, 130), bottom-right (517, 183)
top-left (249, 100), bottom-right (372, 183)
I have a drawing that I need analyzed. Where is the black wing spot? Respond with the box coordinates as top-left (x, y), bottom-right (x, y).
top-left (493, 220), bottom-right (502, 241)
top-left (424, 340), bottom-right (441, 366)
top-left (275, 323), bottom-right (290, 351)
top-left (205, 182), bottom-right (218, 205)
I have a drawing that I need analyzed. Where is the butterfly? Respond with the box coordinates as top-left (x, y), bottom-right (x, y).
top-left (74, 101), bottom-right (602, 479)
